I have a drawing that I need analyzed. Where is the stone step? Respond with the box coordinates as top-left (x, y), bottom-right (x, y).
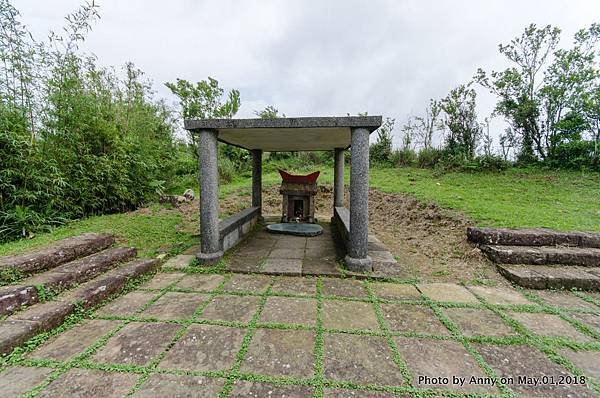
top-left (0, 258), bottom-right (159, 356)
top-left (497, 264), bottom-right (600, 291)
top-left (0, 247), bottom-right (136, 316)
top-left (467, 227), bottom-right (600, 248)
top-left (481, 245), bottom-right (600, 267)
top-left (0, 233), bottom-right (115, 277)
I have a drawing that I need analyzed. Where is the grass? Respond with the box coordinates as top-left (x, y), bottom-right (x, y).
top-left (369, 167), bottom-right (600, 232)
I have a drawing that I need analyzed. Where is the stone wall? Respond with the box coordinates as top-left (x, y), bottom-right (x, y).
top-left (219, 206), bottom-right (260, 252)
top-left (331, 206), bottom-right (351, 255)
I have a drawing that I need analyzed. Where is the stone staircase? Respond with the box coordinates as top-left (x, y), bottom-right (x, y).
top-left (0, 233), bottom-right (159, 355)
top-left (468, 227), bottom-right (600, 291)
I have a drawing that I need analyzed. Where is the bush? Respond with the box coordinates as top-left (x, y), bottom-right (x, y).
top-left (417, 148), bottom-right (444, 168)
top-left (546, 141), bottom-right (599, 171)
top-left (390, 148), bottom-right (417, 167)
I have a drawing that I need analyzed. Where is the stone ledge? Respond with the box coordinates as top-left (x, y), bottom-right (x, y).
top-left (219, 206), bottom-right (260, 238)
top-left (468, 227), bottom-right (600, 248)
top-left (497, 264), bottom-right (600, 291)
top-left (482, 245), bottom-right (600, 266)
top-left (185, 116), bottom-right (383, 131)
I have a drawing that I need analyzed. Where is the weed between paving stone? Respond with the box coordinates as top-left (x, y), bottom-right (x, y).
top-left (2, 268), bottom-right (599, 397)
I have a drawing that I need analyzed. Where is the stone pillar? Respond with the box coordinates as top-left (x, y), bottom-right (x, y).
top-left (345, 127), bottom-right (372, 271)
top-left (251, 149), bottom-right (262, 217)
top-left (197, 129), bottom-right (223, 264)
top-left (333, 148), bottom-right (344, 208)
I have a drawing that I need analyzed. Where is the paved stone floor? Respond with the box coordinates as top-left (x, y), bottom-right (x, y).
top-left (225, 223), bottom-right (402, 278)
top-left (1, 272), bottom-right (600, 397)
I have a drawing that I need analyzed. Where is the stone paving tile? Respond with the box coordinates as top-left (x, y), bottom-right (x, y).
top-left (222, 274), bottom-right (272, 293)
top-left (0, 366), bottom-right (53, 397)
top-left (233, 246), bottom-right (272, 258)
top-left (467, 285), bottom-right (532, 306)
top-left (508, 311), bottom-right (593, 342)
top-left (96, 291), bottom-right (156, 317)
top-left (475, 344), bottom-right (596, 398)
top-left (273, 238), bottom-right (307, 249)
top-left (444, 308), bottom-right (517, 337)
top-left (271, 276), bottom-right (317, 296)
top-left (324, 333), bottom-right (403, 386)
top-left (324, 388), bottom-right (406, 397)
top-left (175, 274), bottom-right (225, 291)
top-left (92, 322), bottom-right (181, 366)
top-left (159, 324), bottom-right (245, 371)
top-left (570, 313), bottom-right (600, 331)
top-left (162, 254), bottom-right (195, 270)
top-left (322, 300), bottom-right (379, 330)
top-left (559, 348), bottom-right (600, 379)
top-left (305, 245), bottom-right (337, 259)
top-left (138, 272), bottom-right (185, 289)
top-left (140, 292), bottom-right (206, 321)
top-left (535, 290), bottom-right (600, 311)
top-left (269, 248), bottom-right (305, 259)
top-left (370, 282), bottom-right (421, 301)
top-left (198, 295), bottom-right (261, 323)
top-left (132, 373), bottom-right (225, 397)
top-left (417, 283), bottom-right (479, 303)
top-left (227, 257), bottom-right (263, 273)
top-left (229, 380), bottom-right (314, 397)
top-left (262, 258), bottom-right (303, 275)
top-left (380, 304), bottom-right (450, 335)
top-left (240, 328), bottom-right (314, 378)
top-left (29, 319), bottom-right (118, 361)
top-left (303, 259), bottom-right (342, 277)
top-left (322, 278), bottom-right (368, 298)
top-left (259, 296), bottom-right (317, 325)
top-left (0, 319), bottom-right (42, 354)
top-left (395, 337), bottom-right (494, 394)
top-left (37, 368), bottom-right (138, 398)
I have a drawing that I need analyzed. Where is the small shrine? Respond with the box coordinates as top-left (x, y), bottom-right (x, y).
top-left (278, 169), bottom-right (319, 223)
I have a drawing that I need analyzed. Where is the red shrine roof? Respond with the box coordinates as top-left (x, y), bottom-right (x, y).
top-left (278, 169), bottom-right (320, 184)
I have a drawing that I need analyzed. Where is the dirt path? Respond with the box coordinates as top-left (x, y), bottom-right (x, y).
top-left (175, 183), bottom-right (506, 286)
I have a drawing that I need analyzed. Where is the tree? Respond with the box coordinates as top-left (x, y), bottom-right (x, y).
top-left (440, 84), bottom-right (482, 160)
top-left (476, 24), bottom-right (561, 162)
top-left (254, 105), bottom-right (284, 119)
top-left (369, 117), bottom-right (395, 164)
top-left (165, 77), bottom-right (240, 155)
top-left (414, 99), bottom-right (442, 149)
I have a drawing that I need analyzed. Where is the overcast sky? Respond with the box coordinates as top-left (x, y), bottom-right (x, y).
top-left (14, 0), bottom-right (600, 148)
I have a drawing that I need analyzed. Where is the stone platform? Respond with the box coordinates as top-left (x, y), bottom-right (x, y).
top-left (2, 272), bottom-right (599, 397)
top-left (226, 222), bottom-right (402, 278)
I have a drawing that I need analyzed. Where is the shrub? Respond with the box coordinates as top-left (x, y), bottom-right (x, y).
top-left (546, 141), bottom-right (599, 171)
top-left (417, 148), bottom-right (444, 168)
top-left (390, 148), bottom-right (417, 167)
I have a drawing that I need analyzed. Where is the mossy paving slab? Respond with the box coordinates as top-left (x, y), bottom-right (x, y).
top-left (140, 292), bottom-right (207, 321)
top-left (175, 274), bottom-right (225, 291)
top-left (0, 366), bottom-right (53, 397)
top-left (138, 272), bottom-right (185, 289)
top-left (322, 278), bottom-right (368, 298)
top-left (262, 258), bottom-right (303, 275)
top-left (259, 296), bottom-right (317, 325)
top-left (91, 321), bottom-right (181, 366)
top-left (302, 259), bottom-right (342, 277)
top-left (240, 328), bottom-right (315, 378)
top-left (570, 313), bottom-right (600, 331)
top-left (324, 388), bottom-right (407, 397)
top-left (227, 257), bottom-right (263, 273)
top-left (466, 285), bottom-right (532, 306)
top-left (229, 380), bottom-right (314, 397)
top-left (222, 274), bottom-right (272, 293)
top-left (132, 373), bottom-right (225, 397)
top-left (370, 283), bottom-right (421, 301)
top-left (475, 344), bottom-right (597, 398)
top-left (270, 276), bottom-right (317, 296)
top-left (95, 291), bottom-right (157, 317)
top-left (197, 295), bottom-right (261, 323)
top-left (269, 248), bottom-right (306, 259)
top-left (417, 283), bottom-right (479, 303)
top-left (29, 319), bottom-right (119, 361)
top-left (37, 368), bottom-right (138, 398)
top-left (380, 304), bottom-right (450, 335)
top-left (324, 333), bottom-right (403, 386)
top-left (159, 324), bottom-right (245, 372)
top-left (508, 311), bottom-right (593, 342)
top-left (394, 337), bottom-right (495, 394)
top-left (534, 290), bottom-right (600, 311)
top-left (322, 300), bottom-right (379, 331)
top-left (559, 348), bottom-right (600, 380)
top-left (443, 307), bottom-right (517, 337)
top-left (272, 237), bottom-right (307, 249)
